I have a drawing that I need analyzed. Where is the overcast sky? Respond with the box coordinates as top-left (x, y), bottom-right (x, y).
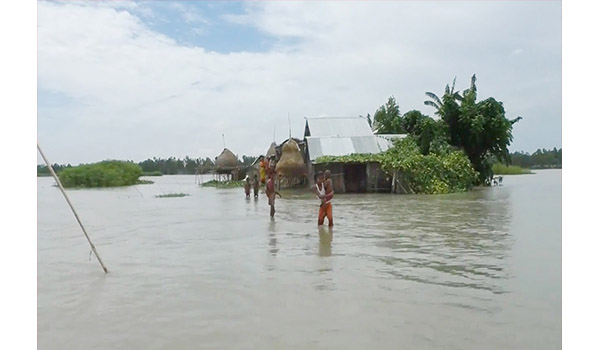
top-left (37, 0), bottom-right (561, 165)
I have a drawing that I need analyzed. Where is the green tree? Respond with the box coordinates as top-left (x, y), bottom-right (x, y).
top-left (373, 96), bottom-right (405, 134)
top-left (424, 74), bottom-right (521, 184)
top-left (400, 110), bottom-right (448, 155)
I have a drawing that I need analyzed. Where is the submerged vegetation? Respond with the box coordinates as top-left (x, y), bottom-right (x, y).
top-left (201, 180), bottom-right (244, 188)
top-left (58, 160), bottom-right (143, 188)
top-left (155, 193), bottom-right (189, 198)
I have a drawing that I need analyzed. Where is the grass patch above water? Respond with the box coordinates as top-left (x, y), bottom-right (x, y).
top-left (155, 193), bottom-right (189, 198)
top-left (58, 160), bottom-right (143, 188)
top-left (492, 163), bottom-right (533, 175)
top-left (201, 180), bottom-right (244, 188)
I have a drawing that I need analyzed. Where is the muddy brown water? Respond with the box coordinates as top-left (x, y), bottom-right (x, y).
top-left (38, 170), bottom-right (561, 349)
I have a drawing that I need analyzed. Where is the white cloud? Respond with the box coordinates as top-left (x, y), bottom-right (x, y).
top-left (37, 1), bottom-right (561, 164)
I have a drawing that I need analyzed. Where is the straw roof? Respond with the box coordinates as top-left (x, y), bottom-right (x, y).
top-left (276, 138), bottom-right (306, 177)
top-left (215, 148), bottom-right (239, 172)
top-left (266, 142), bottom-right (277, 158)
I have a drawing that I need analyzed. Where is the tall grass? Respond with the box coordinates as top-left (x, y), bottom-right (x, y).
top-left (492, 163), bottom-right (533, 175)
top-left (58, 160), bottom-right (143, 188)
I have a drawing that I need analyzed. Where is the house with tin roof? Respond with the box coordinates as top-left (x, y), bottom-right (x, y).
top-left (303, 116), bottom-right (407, 193)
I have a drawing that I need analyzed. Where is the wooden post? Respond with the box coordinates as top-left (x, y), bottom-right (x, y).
top-left (37, 143), bottom-right (108, 273)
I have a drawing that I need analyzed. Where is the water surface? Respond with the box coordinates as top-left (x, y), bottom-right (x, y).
top-left (38, 170), bottom-right (561, 349)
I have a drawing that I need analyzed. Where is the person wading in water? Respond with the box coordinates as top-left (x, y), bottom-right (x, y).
top-left (314, 171), bottom-right (334, 227)
top-left (253, 174), bottom-right (260, 198)
top-left (265, 170), bottom-right (281, 217)
top-left (243, 176), bottom-right (251, 198)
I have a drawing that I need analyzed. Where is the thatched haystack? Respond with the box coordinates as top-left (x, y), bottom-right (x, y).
top-left (276, 138), bottom-right (306, 177)
top-left (266, 142), bottom-right (277, 159)
top-left (215, 148), bottom-right (239, 174)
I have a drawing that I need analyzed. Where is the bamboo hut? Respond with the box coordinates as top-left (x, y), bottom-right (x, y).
top-left (214, 148), bottom-right (240, 180)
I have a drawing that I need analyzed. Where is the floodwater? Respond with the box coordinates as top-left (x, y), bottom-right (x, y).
top-left (38, 170), bottom-right (561, 349)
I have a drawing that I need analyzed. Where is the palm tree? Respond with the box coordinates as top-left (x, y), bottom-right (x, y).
top-left (423, 76), bottom-right (466, 117)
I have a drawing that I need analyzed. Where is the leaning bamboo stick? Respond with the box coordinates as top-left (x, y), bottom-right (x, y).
top-left (37, 142), bottom-right (108, 273)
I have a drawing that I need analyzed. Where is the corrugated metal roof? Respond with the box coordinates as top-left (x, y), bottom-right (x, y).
top-left (306, 136), bottom-right (391, 161)
top-left (304, 116), bottom-right (408, 162)
top-left (375, 134), bottom-right (406, 150)
top-left (305, 117), bottom-right (373, 137)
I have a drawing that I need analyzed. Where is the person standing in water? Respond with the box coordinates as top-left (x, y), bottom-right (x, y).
top-left (265, 171), bottom-right (281, 217)
top-left (314, 171), bottom-right (334, 227)
top-left (253, 174), bottom-right (260, 198)
top-left (323, 169), bottom-right (335, 204)
top-left (243, 176), bottom-right (251, 198)
top-left (259, 156), bottom-right (267, 184)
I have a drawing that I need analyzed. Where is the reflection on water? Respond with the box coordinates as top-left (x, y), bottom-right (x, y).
top-left (318, 226), bottom-right (333, 257)
top-left (38, 171), bottom-right (561, 349)
top-left (268, 219), bottom-right (278, 257)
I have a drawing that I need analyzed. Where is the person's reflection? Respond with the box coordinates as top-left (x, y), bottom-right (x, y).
top-left (318, 225), bottom-right (332, 257)
top-left (268, 218), bottom-right (278, 256)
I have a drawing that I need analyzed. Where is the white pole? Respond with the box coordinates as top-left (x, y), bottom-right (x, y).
top-left (37, 142), bottom-right (108, 273)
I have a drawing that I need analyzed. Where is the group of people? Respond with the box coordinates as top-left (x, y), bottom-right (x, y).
top-left (243, 167), bottom-right (334, 227)
top-left (243, 174), bottom-right (261, 198)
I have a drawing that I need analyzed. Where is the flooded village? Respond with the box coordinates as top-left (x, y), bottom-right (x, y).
top-left (33, 1), bottom-right (565, 349)
top-left (208, 116), bottom-right (409, 194)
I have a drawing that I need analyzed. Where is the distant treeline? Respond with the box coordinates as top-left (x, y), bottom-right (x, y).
top-left (37, 155), bottom-right (259, 176)
top-left (37, 149), bottom-right (558, 177)
top-left (509, 148), bottom-right (561, 169)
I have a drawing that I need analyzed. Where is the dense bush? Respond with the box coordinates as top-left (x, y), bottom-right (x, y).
top-left (381, 137), bottom-right (478, 194)
top-left (58, 160), bottom-right (143, 188)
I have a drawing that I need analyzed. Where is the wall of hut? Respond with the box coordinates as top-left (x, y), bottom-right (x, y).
top-left (309, 162), bottom-right (412, 194)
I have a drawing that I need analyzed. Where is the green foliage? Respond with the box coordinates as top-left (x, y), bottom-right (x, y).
top-left (315, 153), bottom-right (380, 164)
top-left (316, 137), bottom-right (478, 194)
top-left (381, 137), bottom-right (478, 194)
top-left (155, 193), bottom-right (189, 198)
top-left (137, 155), bottom-right (255, 175)
top-left (400, 110), bottom-right (447, 155)
top-left (492, 164), bottom-right (533, 175)
top-left (201, 180), bottom-right (244, 188)
top-left (37, 163), bottom-right (72, 176)
top-left (510, 148), bottom-right (561, 169)
top-left (424, 74), bottom-right (521, 184)
top-left (58, 160), bottom-right (143, 188)
top-left (139, 156), bottom-right (198, 175)
top-left (373, 96), bottom-right (406, 134)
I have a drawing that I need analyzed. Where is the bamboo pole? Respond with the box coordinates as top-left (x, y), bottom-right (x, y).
top-left (37, 142), bottom-right (108, 273)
